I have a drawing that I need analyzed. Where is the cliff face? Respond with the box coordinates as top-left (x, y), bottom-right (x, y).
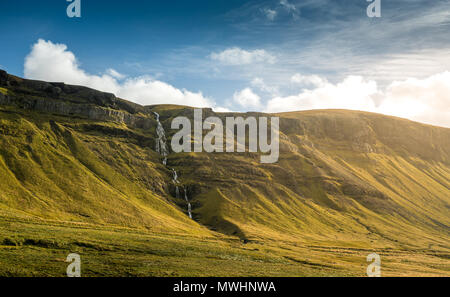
top-left (0, 70), bottom-right (152, 129)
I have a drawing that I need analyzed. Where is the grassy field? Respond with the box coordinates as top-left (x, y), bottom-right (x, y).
top-left (0, 214), bottom-right (448, 277)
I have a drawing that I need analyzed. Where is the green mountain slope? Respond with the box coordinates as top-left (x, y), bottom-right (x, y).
top-left (162, 107), bottom-right (450, 250)
top-left (0, 70), bottom-right (448, 276)
top-left (0, 71), bottom-right (207, 235)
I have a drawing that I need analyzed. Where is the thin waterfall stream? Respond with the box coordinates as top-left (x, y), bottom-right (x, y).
top-left (153, 112), bottom-right (193, 219)
top-left (185, 189), bottom-right (193, 219)
top-left (153, 112), bottom-right (169, 166)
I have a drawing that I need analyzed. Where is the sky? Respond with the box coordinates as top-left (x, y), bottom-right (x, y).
top-left (1, 0), bottom-right (450, 127)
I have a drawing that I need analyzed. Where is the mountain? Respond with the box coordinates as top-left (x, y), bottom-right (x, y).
top-left (0, 70), bottom-right (448, 276)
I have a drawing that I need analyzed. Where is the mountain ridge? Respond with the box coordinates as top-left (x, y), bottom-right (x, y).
top-left (0, 70), bottom-right (448, 276)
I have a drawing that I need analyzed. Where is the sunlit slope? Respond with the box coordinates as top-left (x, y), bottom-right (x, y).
top-left (162, 107), bottom-right (450, 250)
top-left (0, 106), bottom-right (207, 235)
top-left (0, 69), bottom-right (448, 253)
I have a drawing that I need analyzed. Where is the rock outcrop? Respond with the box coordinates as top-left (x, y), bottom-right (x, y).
top-left (0, 70), bottom-right (153, 129)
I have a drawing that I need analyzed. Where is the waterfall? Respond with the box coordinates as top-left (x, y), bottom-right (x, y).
top-left (153, 112), bottom-right (192, 219)
top-left (153, 112), bottom-right (168, 165)
top-left (172, 169), bottom-right (179, 184)
top-left (171, 168), bottom-right (180, 199)
top-left (184, 187), bottom-right (193, 219)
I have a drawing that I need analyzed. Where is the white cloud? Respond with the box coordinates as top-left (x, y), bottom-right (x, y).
top-left (233, 88), bottom-right (262, 109)
top-left (291, 73), bottom-right (327, 88)
top-left (24, 39), bottom-right (214, 108)
top-left (118, 76), bottom-right (212, 107)
top-left (265, 72), bottom-right (450, 128)
top-left (210, 47), bottom-right (276, 65)
top-left (280, 0), bottom-right (297, 12)
top-left (262, 8), bottom-right (277, 21)
top-left (106, 68), bottom-right (125, 80)
top-left (213, 106), bottom-right (233, 113)
top-left (280, 0), bottom-right (299, 19)
top-left (379, 71), bottom-right (450, 127)
top-left (24, 39), bottom-right (119, 93)
top-left (266, 76), bottom-right (378, 113)
top-left (251, 77), bottom-right (279, 96)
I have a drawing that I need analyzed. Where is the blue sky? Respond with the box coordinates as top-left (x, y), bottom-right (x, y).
top-left (1, 0), bottom-right (450, 127)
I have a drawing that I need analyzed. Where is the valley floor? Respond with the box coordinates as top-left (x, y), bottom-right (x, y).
top-left (0, 215), bottom-right (448, 277)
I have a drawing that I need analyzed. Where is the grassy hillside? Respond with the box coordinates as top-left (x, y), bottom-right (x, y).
top-left (0, 72), bottom-right (448, 276)
top-left (161, 107), bottom-right (449, 249)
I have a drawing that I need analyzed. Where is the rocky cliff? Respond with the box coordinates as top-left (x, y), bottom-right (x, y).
top-left (0, 70), bottom-right (152, 129)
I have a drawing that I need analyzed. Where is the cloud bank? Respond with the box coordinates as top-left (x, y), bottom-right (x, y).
top-left (22, 40), bottom-right (450, 128)
top-left (24, 39), bottom-right (214, 108)
top-left (265, 72), bottom-right (450, 128)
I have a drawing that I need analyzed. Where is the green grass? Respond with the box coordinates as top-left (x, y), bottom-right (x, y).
top-left (0, 216), bottom-right (448, 277)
